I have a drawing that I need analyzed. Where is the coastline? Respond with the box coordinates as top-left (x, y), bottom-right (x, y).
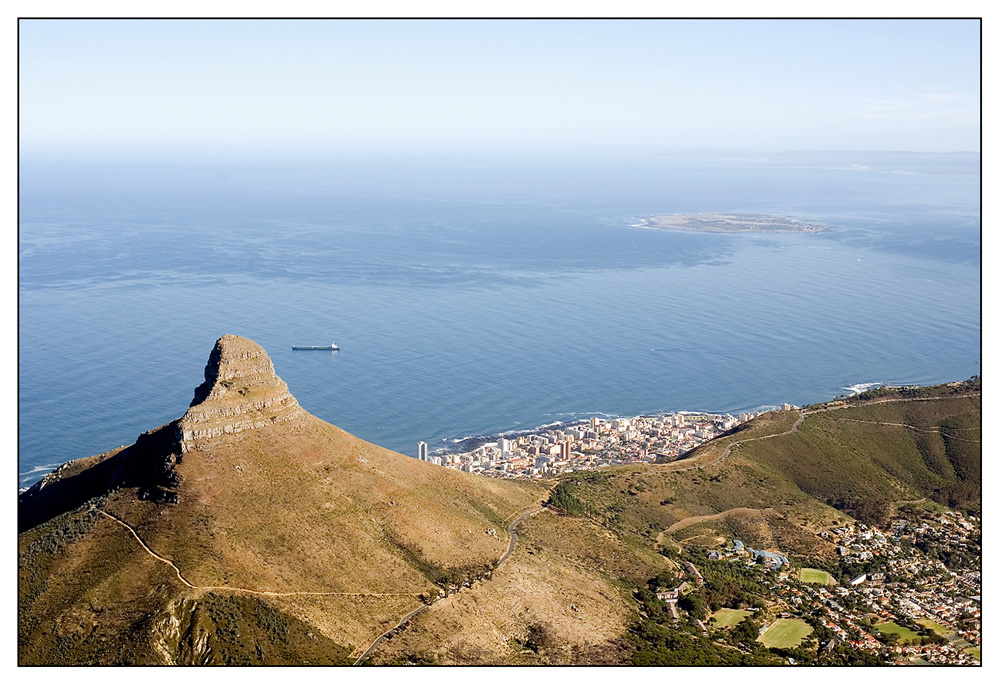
top-left (428, 406), bottom-right (779, 457)
top-left (417, 380), bottom-right (912, 478)
top-left (420, 405), bottom-right (794, 479)
top-left (11, 382), bottom-right (925, 490)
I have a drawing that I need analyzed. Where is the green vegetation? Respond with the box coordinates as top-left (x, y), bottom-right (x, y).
top-left (546, 481), bottom-right (595, 517)
top-left (869, 617), bottom-right (948, 647)
top-left (798, 568), bottom-right (831, 585)
top-left (628, 621), bottom-right (778, 665)
top-left (190, 593), bottom-right (353, 665)
top-left (693, 555), bottom-right (772, 611)
top-left (802, 378), bottom-right (981, 516)
top-left (551, 390), bottom-right (982, 561)
top-left (845, 376), bottom-right (979, 403)
top-left (628, 576), bottom-right (780, 665)
top-left (757, 619), bottom-right (813, 649)
top-left (18, 504), bottom-right (102, 607)
top-left (874, 621), bottom-right (920, 644)
top-left (709, 608), bottom-right (752, 629)
top-left (915, 618), bottom-right (951, 636)
top-left (913, 618), bottom-right (970, 651)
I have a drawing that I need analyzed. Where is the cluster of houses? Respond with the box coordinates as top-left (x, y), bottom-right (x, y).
top-left (767, 510), bottom-right (980, 664)
top-left (891, 642), bottom-right (981, 665)
top-left (655, 582), bottom-right (685, 621)
top-left (654, 561), bottom-right (706, 622)
top-left (836, 512), bottom-right (980, 650)
top-left (824, 522), bottom-right (893, 562)
top-left (428, 410), bottom-right (764, 478)
top-left (688, 507), bottom-right (980, 665)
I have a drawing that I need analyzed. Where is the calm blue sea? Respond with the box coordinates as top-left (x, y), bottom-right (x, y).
top-left (18, 150), bottom-right (981, 488)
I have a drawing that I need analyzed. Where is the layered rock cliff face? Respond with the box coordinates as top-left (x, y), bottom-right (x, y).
top-left (19, 335), bottom-right (306, 531)
top-left (178, 335), bottom-right (306, 450)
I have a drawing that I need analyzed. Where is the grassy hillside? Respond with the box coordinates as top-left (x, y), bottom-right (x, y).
top-left (557, 383), bottom-right (980, 558)
top-left (367, 508), bottom-right (669, 665)
top-left (19, 336), bottom-right (546, 665)
top-left (356, 383), bottom-right (980, 664)
top-left (19, 339), bottom-right (979, 667)
top-left (19, 418), bottom-right (547, 665)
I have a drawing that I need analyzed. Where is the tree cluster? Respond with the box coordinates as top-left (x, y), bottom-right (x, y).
top-left (546, 482), bottom-right (594, 517)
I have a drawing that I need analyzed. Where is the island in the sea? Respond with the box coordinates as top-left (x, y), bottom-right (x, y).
top-left (635, 212), bottom-right (828, 233)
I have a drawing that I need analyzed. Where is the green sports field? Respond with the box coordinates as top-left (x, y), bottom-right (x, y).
top-left (757, 619), bottom-right (813, 648)
top-left (798, 568), bottom-right (831, 585)
top-left (875, 621), bottom-right (920, 643)
top-left (916, 618), bottom-right (953, 637)
top-left (916, 618), bottom-right (975, 650)
top-left (709, 608), bottom-right (752, 629)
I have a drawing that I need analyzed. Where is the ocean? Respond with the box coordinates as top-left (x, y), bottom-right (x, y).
top-left (18, 150), bottom-right (981, 488)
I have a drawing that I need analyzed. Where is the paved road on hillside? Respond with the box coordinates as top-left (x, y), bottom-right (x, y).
top-left (498, 506), bottom-right (543, 566)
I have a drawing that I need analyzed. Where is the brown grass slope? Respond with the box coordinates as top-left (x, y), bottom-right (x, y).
top-left (19, 335), bottom-right (544, 665)
top-left (19, 342), bottom-right (978, 666)
top-left (368, 508), bottom-right (667, 665)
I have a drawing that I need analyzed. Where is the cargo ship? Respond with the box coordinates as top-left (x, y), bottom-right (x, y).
top-left (292, 343), bottom-right (339, 351)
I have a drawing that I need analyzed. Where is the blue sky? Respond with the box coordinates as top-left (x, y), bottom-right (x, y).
top-left (18, 18), bottom-right (981, 155)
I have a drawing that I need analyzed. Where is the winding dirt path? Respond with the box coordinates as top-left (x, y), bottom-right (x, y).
top-left (352, 505), bottom-right (545, 664)
top-left (663, 411), bottom-right (806, 473)
top-left (94, 507), bottom-right (421, 598)
top-left (97, 502), bottom-right (544, 663)
top-left (659, 392), bottom-right (979, 475)
top-left (665, 507), bottom-right (779, 535)
top-left (655, 393), bottom-right (979, 545)
top-left (829, 417), bottom-right (981, 442)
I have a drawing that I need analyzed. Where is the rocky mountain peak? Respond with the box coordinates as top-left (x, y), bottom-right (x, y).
top-left (178, 335), bottom-right (305, 450)
top-left (19, 336), bottom-right (309, 529)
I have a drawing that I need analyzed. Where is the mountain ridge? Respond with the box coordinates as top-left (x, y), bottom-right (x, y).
top-left (19, 335), bottom-right (548, 664)
top-left (18, 336), bottom-right (980, 665)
